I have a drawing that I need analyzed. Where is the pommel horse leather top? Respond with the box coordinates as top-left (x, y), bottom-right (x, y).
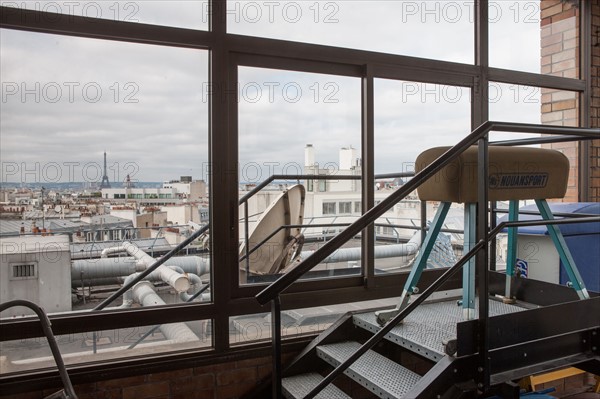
top-left (415, 146), bottom-right (569, 203)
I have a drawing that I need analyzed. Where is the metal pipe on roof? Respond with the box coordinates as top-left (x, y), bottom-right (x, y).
top-left (299, 231), bottom-right (422, 264)
top-left (132, 282), bottom-right (198, 342)
top-left (72, 257), bottom-right (143, 280)
top-left (90, 241), bottom-right (190, 292)
top-left (101, 241), bottom-right (210, 276)
top-left (179, 273), bottom-right (210, 302)
top-left (119, 269), bottom-right (169, 308)
top-left (100, 245), bottom-right (129, 258)
top-left (72, 255), bottom-right (210, 282)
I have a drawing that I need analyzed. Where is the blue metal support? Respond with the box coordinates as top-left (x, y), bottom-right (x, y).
top-left (535, 199), bottom-right (589, 300)
top-left (462, 203), bottom-right (477, 320)
top-left (376, 202), bottom-right (451, 325)
top-left (504, 199), bottom-right (519, 299)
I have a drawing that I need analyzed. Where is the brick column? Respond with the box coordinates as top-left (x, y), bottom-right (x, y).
top-left (541, 0), bottom-right (600, 202)
top-left (541, 0), bottom-right (580, 202)
top-left (590, 0), bottom-right (600, 201)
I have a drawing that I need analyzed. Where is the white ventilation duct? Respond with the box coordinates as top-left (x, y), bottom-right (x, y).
top-left (179, 273), bottom-right (210, 302)
top-left (72, 257), bottom-right (144, 280)
top-left (72, 241), bottom-right (215, 292)
top-left (132, 282), bottom-right (198, 342)
top-left (72, 256), bottom-right (210, 282)
top-left (119, 270), bottom-right (208, 308)
top-left (300, 231), bottom-right (422, 264)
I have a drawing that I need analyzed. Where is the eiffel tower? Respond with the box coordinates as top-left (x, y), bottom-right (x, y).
top-left (100, 151), bottom-right (111, 189)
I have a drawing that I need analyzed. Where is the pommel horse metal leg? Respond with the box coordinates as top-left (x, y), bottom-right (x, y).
top-left (535, 199), bottom-right (589, 300)
top-left (376, 202), bottom-right (451, 326)
top-left (504, 199), bottom-right (519, 300)
top-left (462, 203), bottom-right (476, 320)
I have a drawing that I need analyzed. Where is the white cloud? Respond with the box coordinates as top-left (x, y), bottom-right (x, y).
top-left (1, 1), bottom-right (547, 185)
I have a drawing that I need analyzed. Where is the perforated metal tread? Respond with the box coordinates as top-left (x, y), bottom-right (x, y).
top-left (282, 372), bottom-right (351, 399)
top-left (317, 341), bottom-right (422, 399)
top-left (353, 299), bottom-right (524, 362)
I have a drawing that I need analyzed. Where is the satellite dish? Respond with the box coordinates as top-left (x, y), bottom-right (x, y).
top-left (239, 184), bottom-right (305, 282)
top-left (54, 205), bottom-right (62, 212)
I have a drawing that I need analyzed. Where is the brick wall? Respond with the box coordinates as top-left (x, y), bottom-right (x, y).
top-left (590, 0), bottom-right (600, 201)
top-left (1, 350), bottom-right (386, 399)
top-left (2, 355), bottom-right (278, 399)
top-left (541, 0), bottom-right (581, 202)
top-left (541, 0), bottom-right (600, 202)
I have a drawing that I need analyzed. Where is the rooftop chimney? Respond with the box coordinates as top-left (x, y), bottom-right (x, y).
top-left (305, 144), bottom-right (315, 167)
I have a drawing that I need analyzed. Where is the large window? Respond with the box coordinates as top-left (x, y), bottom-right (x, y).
top-left (0, 1), bottom-right (209, 30)
top-left (238, 66), bottom-right (361, 181)
top-left (0, 0), bottom-right (589, 387)
top-left (339, 201), bottom-right (352, 214)
top-left (322, 202), bottom-right (336, 215)
top-left (489, 1), bottom-right (580, 78)
top-left (237, 65), bottom-right (362, 285)
top-left (373, 79), bottom-right (471, 273)
top-left (228, 0), bottom-right (474, 63)
top-left (0, 28), bottom-right (211, 370)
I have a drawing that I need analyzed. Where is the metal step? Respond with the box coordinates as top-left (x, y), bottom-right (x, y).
top-left (282, 372), bottom-right (351, 399)
top-left (353, 300), bottom-right (525, 362)
top-left (317, 341), bottom-right (422, 399)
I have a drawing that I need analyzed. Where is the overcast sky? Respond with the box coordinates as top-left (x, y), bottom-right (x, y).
top-left (0, 1), bottom-right (548, 185)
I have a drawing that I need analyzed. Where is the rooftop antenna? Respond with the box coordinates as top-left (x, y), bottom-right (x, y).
top-left (100, 151), bottom-right (111, 189)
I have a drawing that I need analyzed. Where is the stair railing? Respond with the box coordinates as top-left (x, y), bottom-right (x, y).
top-left (238, 172), bottom-right (413, 275)
top-left (297, 214), bottom-right (600, 399)
top-left (254, 121), bottom-right (600, 398)
top-left (92, 172), bottom-right (411, 311)
top-left (0, 300), bottom-right (78, 399)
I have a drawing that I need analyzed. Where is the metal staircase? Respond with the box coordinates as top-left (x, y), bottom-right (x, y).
top-left (280, 297), bottom-right (526, 399)
top-left (253, 122), bottom-right (600, 399)
top-left (275, 282), bottom-right (599, 399)
top-left (0, 300), bottom-right (78, 399)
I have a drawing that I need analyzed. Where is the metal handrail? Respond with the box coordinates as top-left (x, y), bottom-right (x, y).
top-left (94, 223), bottom-right (210, 311)
top-left (253, 121), bottom-right (598, 397)
top-left (493, 208), bottom-right (599, 219)
top-left (491, 134), bottom-right (599, 147)
top-left (302, 215), bottom-right (600, 399)
top-left (303, 240), bottom-right (485, 398)
top-left (239, 172), bottom-right (413, 275)
top-left (238, 172), bottom-right (413, 206)
top-left (239, 220), bottom-right (460, 264)
top-left (127, 282), bottom-right (211, 350)
top-left (490, 215), bottom-right (600, 237)
top-left (255, 121), bottom-right (599, 305)
top-left (0, 300), bottom-right (78, 399)
top-left (239, 223), bottom-right (351, 262)
top-left (90, 173), bottom-right (410, 310)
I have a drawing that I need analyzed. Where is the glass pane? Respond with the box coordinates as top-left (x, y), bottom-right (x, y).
top-left (488, 82), bottom-right (543, 125)
top-left (373, 79), bottom-right (471, 274)
top-left (230, 297), bottom-right (397, 345)
top-left (0, 320), bottom-right (211, 374)
top-left (228, 0), bottom-right (474, 64)
top-left (540, 86), bottom-right (580, 202)
top-left (0, 29), bottom-right (211, 315)
top-left (489, 82), bottom-right (580, 201)
top-left (488, 82), bottom-right (578, 127)
top-left (490, 0), bottom-right (579, 77)
top-left (0, 0), bottom-right (208, 30)
top-left (238, 66), bottom-right (362, 285)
